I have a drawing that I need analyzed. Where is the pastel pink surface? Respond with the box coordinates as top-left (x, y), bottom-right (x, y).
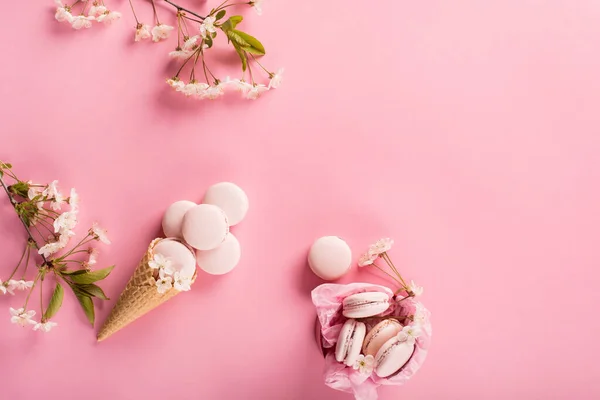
top-left (2, 2), bottom-right (600, 400)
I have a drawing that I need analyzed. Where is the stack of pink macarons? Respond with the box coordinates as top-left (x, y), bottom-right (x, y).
top-left (160, 182), bottom-right (248, 276)
top-left (335, 291), bottom-right (417, 378)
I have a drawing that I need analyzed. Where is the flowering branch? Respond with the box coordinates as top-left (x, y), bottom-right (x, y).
top-left (0, 161), bottom-right (115, 332)
top-left (52, 0), bottom-right (282, 101)
top-left (358, 238), bottom-right (424, 298)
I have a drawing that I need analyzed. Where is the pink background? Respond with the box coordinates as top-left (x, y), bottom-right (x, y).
top-left (1, 0), bottom-right (600, 399)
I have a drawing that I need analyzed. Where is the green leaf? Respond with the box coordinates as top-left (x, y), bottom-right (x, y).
top-left (227, 29), bottom-right (265, 55)
top-left (233, 44), bottom-right (248, 71)
top-left (60, 269), bottom-right (89, 276)
top-left (73, 284), bottom-right (109, 300)
top-left (68, 266), bottom-right (115, 284)
top-left (221, 15), bottom-right (243, 31)
top-left (9, 182), bottom-right (29, 198)
top-left (43, 283), bottom-right (64, 320)
top-left (215, 10), bottom-right (226, 20)
top-left (205, 35), bottom-right (214, 49)
top-left (75, 292), bottom-right (95, 325)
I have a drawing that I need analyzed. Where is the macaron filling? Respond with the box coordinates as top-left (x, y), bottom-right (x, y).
top-left (363, 319), bottom-right (401, 351)
top-left (375, 340), bottom-right (416, 374)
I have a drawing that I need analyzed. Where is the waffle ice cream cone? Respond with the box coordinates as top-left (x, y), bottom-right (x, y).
top-left (97, 238), bottom-right (195, 342)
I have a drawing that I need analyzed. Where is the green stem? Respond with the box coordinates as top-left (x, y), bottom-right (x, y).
top-left (372, 264), bottom-right (403, 286)
top-left (6, 244), bottom-right (28, 281)
top-left (58, 236), bottom-right (93, 260)
top-left (128, 0), bottom-right (139, 24)
top-left (21, 245), bottom-right (31, 280)
top-left (23, 271), bottom-right (42, 309)
top-left (249, 53), bottom-right (271, 75)
top-left (381, 252), bottom-right (408, 287)
top-left (175, 47), bottom-right (201, 78)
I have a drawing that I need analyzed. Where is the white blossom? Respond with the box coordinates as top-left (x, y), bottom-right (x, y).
top-left (33, 321), bottom-right (58, 332)
top-left (135, 24), bottom-right (152, 41)
top-left (173, 272), bottom-right (192, 291)
top-left (72, 15), bottom-right (95, 30)
top-left (91, 222), bottom-right (111, 244)
top-left (156, 276), bottom-right (173, 294)
top-left (152, 24), bottom-right (174, 42)
top-left (250, 0), bottom-right (263, 16)
top-left (244, 83), bottom-right (269, 100)
top-left (97, 10), bottom-right (121, 24)
top-left (268, 68), bottom-right (284, 89)
top-left (10, 308), bottom-right (36, 327)
top-left (199, 16), bottom-right (216, 38)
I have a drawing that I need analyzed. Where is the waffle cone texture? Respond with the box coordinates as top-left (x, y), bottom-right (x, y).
top-left (97, 238), bottom-right (195, 342)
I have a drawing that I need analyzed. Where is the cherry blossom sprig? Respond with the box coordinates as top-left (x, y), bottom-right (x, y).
top-left (129, 0), bottom-right (282, 100)
top-left (0, 161), bottom-right (115, 332)
top-left (149, 254), bottom-right (192, 294)
top-left (54, 0), bottom-right (121, 30)
top-left (358, 238), bottom-right (424, 298)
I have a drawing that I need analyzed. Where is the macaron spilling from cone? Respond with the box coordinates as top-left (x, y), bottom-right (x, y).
top-left (161, 182), bottom-right (248, 276)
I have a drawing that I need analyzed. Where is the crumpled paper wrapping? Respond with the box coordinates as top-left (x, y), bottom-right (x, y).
top-left (311, 283), bottom-right (432, 400)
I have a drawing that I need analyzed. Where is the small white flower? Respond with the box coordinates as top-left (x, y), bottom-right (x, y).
top-left (268, 67), bottom-right (284, 89)
top-left (409, 280), bottom-right (424, 297)
top-left (156, 276), bottom-right (173, 294)
top-left (71, 15), bottom-right (95, 30)
top-left (8, 280), bottom-right (34, 292)
top-left (203, 84), bottom-right (225, 100)
top-left (250, 0), bottom-right (263, 16)
top-left (173, 272), bottom-right (192, 292)
top-left (167, 78), bottom-right (185, 90)
top-left (397, 324), bottom-right (422, 345)
top-left (152, 24), bottom-right (174, 42)
top-left (91, 222), bottom-right (111, 244)
top-left (183, 35), bottom-right (200, 51)
top-left (182, 81), bottom-right (209, 98)
top-left (369, 238), bottom-right (394, 256)
top-left (55, 3), bottom-right (74, 23)
top-left (27, 182), bottom-right (43, 200)
top-left (87, 248), bottom-right (99, 266)
top-left (412, 303), bottom-right (428, 326)
top-left (10, 308), bottom-right (37, 327)
top-left (357, 252), bottom-right (376, 267)
top-left (88, 4), bottom-right (107, 17)
top-left (53, 211), bottom-right (77, 235)
top-left (353, 354), bottom-right (375, 375)
top-left (43, 180), bottom-right (60, 200)
top-left (0, 279), bottom-right (13, 295)
top-left (135, 23), bottom-right (152, 41)
top-left (50, 191), bottom-right (66, 211)
top-left (38, 241), bottom-right (64, 258)
top-left (69, 188), bottom-right (79, 212)
top-left (169, 47), bottom-right (193, 60)
top-left (244, 83), bottom-right (269, 100)
top-left (149, 254), bottom-right (172, 272)
top-left (33, 321), bottom-right (58, 332)
top-left (199, 16), bottom-right (216, 38)
top-left (224, 77), bottom-right (253, 93)
top-left (97, 10), bottom-right (121, 24)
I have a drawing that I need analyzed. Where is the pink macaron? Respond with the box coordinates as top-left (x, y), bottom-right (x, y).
top-left (181, 204), bottom-right (229, 251)
top-left (162, 200), bottom-right (197, 239)
top-left (196, 233), bottom-right (241, 275)
top-left (342, 292), bottom-right (390, 319)
top-left (335, 319), bottom-right (366, 367)
top-left (362, 319), bottom-right (403, 357)
top-left (374, 335), bottom-right (416, 378)
top-left (308, 236), bottom-right (352, 281)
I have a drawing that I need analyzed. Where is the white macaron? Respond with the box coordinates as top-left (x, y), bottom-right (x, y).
top-left (202, 182), bottom-right (249, 226)
top-left (162, 200), bottom-right (197, 239)
top-left (308, 236), bottom-right (352, 280)
top-left (181, 204), bottom-right (229, 251)
top-left (196, 233), bottom-right (241, 275)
